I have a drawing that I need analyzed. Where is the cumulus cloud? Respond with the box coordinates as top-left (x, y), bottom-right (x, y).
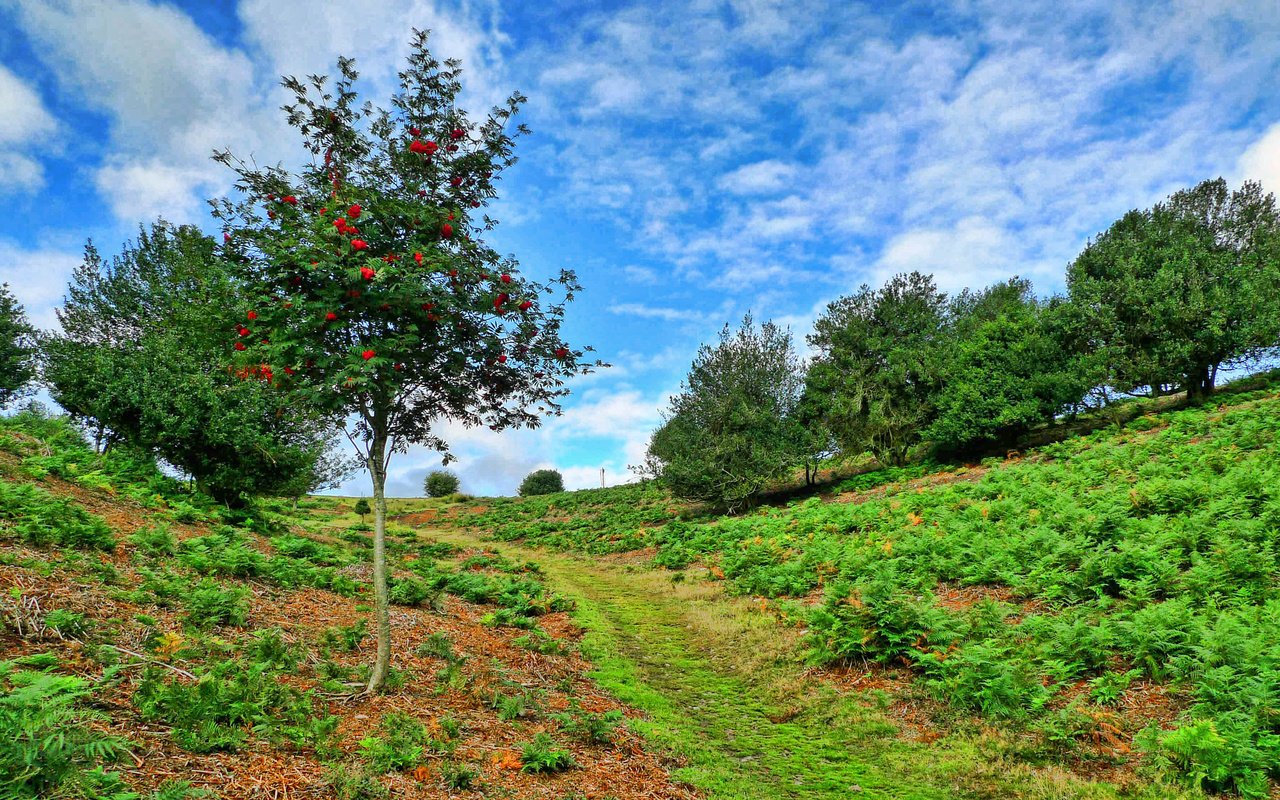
top-left (0, 240), bottom-right (81, 330)
top-left (0, 64), bottom-right (57, 190)
top-left (9, 0), bottom-right (506, 227)
top-left (1238, 122), bottom-right (1280, 195)
top-left (10, 0), bottom-right (287, 224)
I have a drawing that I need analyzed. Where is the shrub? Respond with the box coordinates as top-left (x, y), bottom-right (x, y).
top-left (520, 732), bottom-right (575, 773)
top-left (518, 469), bottom-right (564, 497)
top-left (322, 763), bottom-right (389, 800)
top-left (551, 702), bottom-right (625, 745)
top-left (440, 760), bottom-right (480, 790)
top-left (353, 498), bottom-right (371, 520)
top-left (0, 480), bottom-right (116, 551)
top-left (415, 632), bottom-right (461, 663)
top-left (129, 524), bottom-right (177, 557)
top-left (424, 470), bottom-right (461, 497)
top-left (183, 579), bottom-right (250, 629)
top-left (0, 661), bottom-right (130, 798)
top-left (134, 658), bottom-right (335, 754)
top-left (358, 712), bottom-right (436, 773)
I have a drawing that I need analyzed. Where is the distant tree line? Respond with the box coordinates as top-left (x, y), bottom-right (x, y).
top-left (644, 178), bottom-right (1280, 510)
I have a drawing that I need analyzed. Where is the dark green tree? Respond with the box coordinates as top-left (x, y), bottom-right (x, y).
top-left (643, 315), bottom-right (806, 511)
top-left (0, 285), bottom-right (37, 409)
top-left (43, 222), bottom-right (350, 503)
top-left (424, 469), bottom-right (460, 497)
top-left (926, 279), bottom-right (1095, 454)
top-left (518, 468), bottom-right (563, 496)
top-left (1067, 178), bottom-right (1280, 400)
top-left (354, 498), bottom-right (371, 522)
top-left (805, 272), bottom-right (948, 466)
top-left (211, 33), bottom-right (593, 691)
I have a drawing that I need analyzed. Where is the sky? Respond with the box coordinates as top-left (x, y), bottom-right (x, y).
top-left (1, 0), bottom-right (1279, 498)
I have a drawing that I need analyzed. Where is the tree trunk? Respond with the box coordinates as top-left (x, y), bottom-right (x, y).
top-left (365, 431), bottom-right (392, 694)
top-left (1186, 364), bottom-right (1215, 401)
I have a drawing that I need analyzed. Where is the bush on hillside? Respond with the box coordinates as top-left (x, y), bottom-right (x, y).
top-left (518, 469), bottom-right (564, 497)
top-left (425, 470), bottom-right (461, 497)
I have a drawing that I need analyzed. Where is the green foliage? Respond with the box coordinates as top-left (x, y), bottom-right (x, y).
top-left (322, 764), bottom-right (389, 800)
top-left (353, 498), bottom-right (371, 519)
top-left (424, 469), bottom-right (461, 497)
top-left (358, 711), bottom-right (441, 773)
top-left (134, 656), bottom-right (336, 754)
top-left (551, 701), bottom-right (625, 745)
top-left (519, 468), bottom-right (565, 497)
top-left (0, 661), bottom-right (131, 798)
top-left (1067, 177), bottom-right (1280, 399)
top-left (463, 390), bottom-right (1280, 793)
top-left (129, 524), bottom-right (177, 557)
top-left (415, 631), bottom-right (461, 663)
top-left (0, 284), bottom-right (37, 409)
top-left (439, 760), bottom-right (480, 790)
top-left (644, 315), bottom-right (807, 511)
top-left (805, 271), bottom-right (948, 466)
top-left (462, 481), bottom-right (674, 555)
top-left (44, 221), bottom-right (351, 505)
top-left (42, 609), bottom-right (91, 640)
top-left (519, 732), bottom-right (576, 773)
top-left (183, 578), bottom-right (250, 629)
top-left (926, 280), bottom-right (1096, 454)
top-left (515, 628), bottom-right (567, 656)
top-left (0, 478), bottom-right (116, 551)
top-left (320, 619), bottom-right (368, 653)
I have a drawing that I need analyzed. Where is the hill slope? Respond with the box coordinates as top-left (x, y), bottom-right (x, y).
top-left (434, 384), bottom-right (1280, 798)
top-left (0, 411), bottom-right (695, 799)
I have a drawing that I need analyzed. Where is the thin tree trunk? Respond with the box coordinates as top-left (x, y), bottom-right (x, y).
top-left (365, 431), bottom-right (392, 694)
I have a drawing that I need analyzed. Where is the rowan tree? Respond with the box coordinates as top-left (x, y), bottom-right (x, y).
top-left (211, 32), bottom-right (594, 692)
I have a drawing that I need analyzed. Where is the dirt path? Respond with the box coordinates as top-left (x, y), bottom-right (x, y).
top-left (414, 524), bottom-right (962, 800)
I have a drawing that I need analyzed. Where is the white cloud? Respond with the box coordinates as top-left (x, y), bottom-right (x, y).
top-left (0, 240), bottom-right (80, 330)
top-left (0, 65), bottom-right (56, 145)
top-left (1238, 122), bottom-right (1280, 196)
top-left (717, 159), bottom-right (797, 195)
top-left (610, 302), bottom-right (719, 322)
top-left (10, 0), bottom-right (506, 227)
top-left (0, 64), bottom-right (57, 190)
top-left (10, 0), bottom-right (286, 224)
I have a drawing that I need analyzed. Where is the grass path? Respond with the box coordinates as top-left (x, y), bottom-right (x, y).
top-left (415, 524), bottom-right (1177, 800)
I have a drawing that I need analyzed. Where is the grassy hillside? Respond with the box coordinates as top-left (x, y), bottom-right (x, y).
top-left (439, 384), bottom-right (1280, 798)
top-left (0, 410), bottom-right (693, 799)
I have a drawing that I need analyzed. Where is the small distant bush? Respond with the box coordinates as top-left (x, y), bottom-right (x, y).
top-left (440, 760), bottom-right (480, 790)
top-left (424, 470), bottom-right (461, 498)
top-left (323, 763), bottom-right (389, 800)
top-left (518, 469), bottom-right (564, 497)
top-left (353, 499), bottom-right (371, 520)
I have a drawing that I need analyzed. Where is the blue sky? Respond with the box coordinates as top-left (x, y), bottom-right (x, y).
top-left (1, 0), bottom-right (1279, 497)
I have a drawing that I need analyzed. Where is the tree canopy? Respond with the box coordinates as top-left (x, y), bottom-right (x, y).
top-left (1067, 178), bottom-right (1280, 399)
top-left (645, 315), bottom-right (807, 511)
top-left (805, 272), bottom-right (948, 466)
top-left (43, 222), bottom-right (351, 504)
top-left (0, 285), bottom-right (37, 410)
top-left (211, 32), bottom-right (594, 691)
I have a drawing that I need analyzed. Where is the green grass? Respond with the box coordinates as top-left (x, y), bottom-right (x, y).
top-left (422, 525), bottom-right (1193, 800)
top-left (435, 386), bottom-right (1280, 797)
